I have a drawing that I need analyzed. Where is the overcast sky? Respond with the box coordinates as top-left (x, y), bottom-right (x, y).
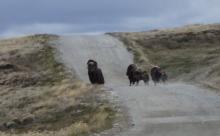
top-left (0, 0), bottom-right (220, 37)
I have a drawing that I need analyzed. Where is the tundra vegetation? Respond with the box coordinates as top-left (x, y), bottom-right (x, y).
top-left (0, 34), bottom-right (116, 136)
top-left (109, 24), bottom-right (220, 90)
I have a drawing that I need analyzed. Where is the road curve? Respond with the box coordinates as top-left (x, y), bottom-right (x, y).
top-left (55, 35), bottom-right (220, 136)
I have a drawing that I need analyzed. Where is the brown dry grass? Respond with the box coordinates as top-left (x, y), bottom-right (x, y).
top-left (0, 35), bottom-right (116, 136)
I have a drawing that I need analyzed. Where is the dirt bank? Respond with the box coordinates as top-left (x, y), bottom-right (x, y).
top-left (109, 24), bottom-right (220, 90)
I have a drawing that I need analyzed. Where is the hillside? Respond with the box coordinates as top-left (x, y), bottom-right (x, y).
top-left (0, 35), bottom-right (116, 136)
top-left (108, 24), bottom-right (220, 90)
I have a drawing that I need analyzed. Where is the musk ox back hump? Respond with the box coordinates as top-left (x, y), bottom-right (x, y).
top-left (126, 64), bottom-right (137, 76)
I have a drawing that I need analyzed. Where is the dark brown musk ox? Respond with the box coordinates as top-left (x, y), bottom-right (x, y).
top-left (87, 59), bottom-right (105, 84)
top-left (141, 71), bottom-right (150, 85)
top-left (150, 66), bottom-right (162, 85)
top-left (126, 64), bottom-right (149, 86)
top-left (132, 69), bottom-right (143, 85)
top-left (126, 64), bottom-right (138, 86)
top-left (161, 71), bottom-right (168, 83)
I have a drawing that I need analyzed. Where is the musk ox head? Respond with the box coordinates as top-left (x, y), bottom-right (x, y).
top-left (87, 60), bottom-right (98, 72)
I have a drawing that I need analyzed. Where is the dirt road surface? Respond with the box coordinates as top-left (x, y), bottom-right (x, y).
top-left (56, 35), bottom-right (220, 136)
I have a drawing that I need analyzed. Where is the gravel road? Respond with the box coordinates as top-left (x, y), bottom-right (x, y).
top-left (56, 35), bottom-right (220, 136)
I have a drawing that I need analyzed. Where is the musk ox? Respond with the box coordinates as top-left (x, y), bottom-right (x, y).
top-left (126, 64), bottom-right (138, 86)
top-left (132, 69), bottom-right (143, 85)
top-left (126, 64), bottom-right (149, 86)
top-left (133, 70), bottom-right (150, 86)
top-left (87, 60), bottom-right (105, 84)
top-left (141, 71), bottom-right (150, 85)
top-left (150, 66), bottom-right (162, 85)
top-left (161, 71), bottom-right (168, 83)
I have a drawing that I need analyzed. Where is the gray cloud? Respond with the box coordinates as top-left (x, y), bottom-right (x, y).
top-left (0, 0), bottom-right (220, 37)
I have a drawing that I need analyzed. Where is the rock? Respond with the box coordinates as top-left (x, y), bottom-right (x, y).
top-left (0, 123), bottom-right (5, 130)
top-left (71, 109), bottom-right (83, 116)
top-left (12, 118), bottom-right (22, 125)
top-left (0, 112), bottom-right (6, 118)
top-left (21, 117), bottom-right (34, 125)
top-left (0, 63), bottom-right (16, 70)
top-left (3, 121), bottom-right (18, 129)
top-left (113, 123), bottom-right (120, 127)
top-left (93, 133), bottom-right (100, 136)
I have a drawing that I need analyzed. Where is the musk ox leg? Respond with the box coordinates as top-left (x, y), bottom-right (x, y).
top-left (129, 79), bottom-right (133, 86)
top-left (145, 78), bottom-right (150, 85)
top-left (131, 81), bottom-right (135, 86)
top-left (88, 71), bottom-right (96, 84)
top-left (145, 76), bottom-right (150, 85)
top-left (152, 80), bottom-right (157, 86)
top-left (161, 74), bottom-right (168, 84)
top-left (128, 75), bottom-right (134, 86)
top-left (129, 80), bottom-right (132, 86)
top-left (130, 80), bottom-right (134, 86)
top-left (131, 78), bottom-right (136, 86)
top-left (135, 80), bottom-right (139, 86)
top-left (144, 80), bottom-right (149, 85)
top-left (146, 82), bottom-right (149, 86)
